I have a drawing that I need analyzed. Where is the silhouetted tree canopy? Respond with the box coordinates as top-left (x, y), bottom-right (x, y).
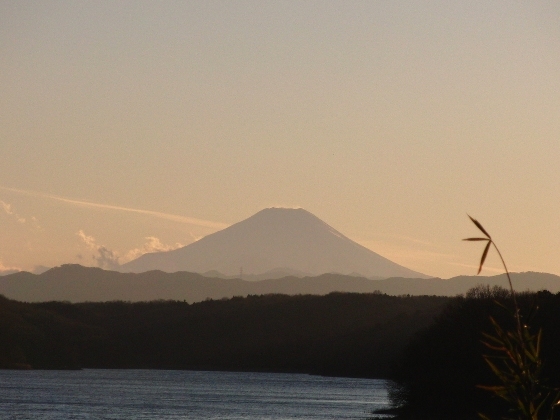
top-left (0, 292), bottom-right (449, 378)
top-left (391, 288), bottom-right (560, 419)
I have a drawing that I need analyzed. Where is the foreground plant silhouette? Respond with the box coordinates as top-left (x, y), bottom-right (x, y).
top-left (464, 216), bottom-right (559, 420)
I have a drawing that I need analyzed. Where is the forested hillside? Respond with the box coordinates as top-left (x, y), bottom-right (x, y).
top-left (391, 288), bottom-right (560, 419)
top-left (2, 264), bottom-right (559, 302)
top-left (0, 292), bottom-right (449, 378)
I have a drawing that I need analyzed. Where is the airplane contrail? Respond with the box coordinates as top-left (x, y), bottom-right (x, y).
top-left (0, 186), bottom-right (228, 229)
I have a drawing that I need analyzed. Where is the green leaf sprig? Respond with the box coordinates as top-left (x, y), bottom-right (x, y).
top-left (464, 216), bottom-right (560, 420)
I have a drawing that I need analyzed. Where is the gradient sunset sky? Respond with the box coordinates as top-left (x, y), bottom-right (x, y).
top-left (1, 1), bottom-right (559, 278)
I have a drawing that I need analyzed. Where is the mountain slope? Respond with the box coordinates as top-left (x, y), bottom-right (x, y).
top-left (0, 265), bottom-right (559, 303)
top-left (121, 208), bottom-right (429, 279)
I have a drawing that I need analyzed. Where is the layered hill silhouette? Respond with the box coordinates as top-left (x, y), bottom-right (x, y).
top-left (121, 207), bottom-right (428, 279)
top-left (0, 264), bottom-right (559, 303)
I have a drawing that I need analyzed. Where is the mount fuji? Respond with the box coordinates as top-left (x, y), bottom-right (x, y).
top-left (120, 208), bottom-right (429, 279)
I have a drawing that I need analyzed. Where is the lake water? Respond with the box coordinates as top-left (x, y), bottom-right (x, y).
top-left (0, 370), bottom-right (393, 419)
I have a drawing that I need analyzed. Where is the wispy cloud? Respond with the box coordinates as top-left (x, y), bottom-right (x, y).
top-left (262, 204), bottom-right (303, 210)
top-left (188, 232), bottom-right (204, 242)
top-left (123, 237), bottom-right (183, 262)
top-left (77, 230), bottom-right (184, 268)
top-left (0, 260), bottom-right (22, 273)
top-left (448, 262), bottom-right (504, 274)
top-left (30, 216), bottom-right (42, 230)
top-left (448, 261), bottom-right (541, 275)
top-left (0, 186), bottom-right (228, 229)
top-left (356, 238), bottom-right (456, 263)
top-left (77, 230), bottom-right (120, 270)
top-left (392, 234), bottom-right (433, 246)
top-left (1, 200), bottom-right (26, 224)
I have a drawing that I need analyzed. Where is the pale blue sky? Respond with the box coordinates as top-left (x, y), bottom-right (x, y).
top-left (1, 1), bottom-right (560, 277)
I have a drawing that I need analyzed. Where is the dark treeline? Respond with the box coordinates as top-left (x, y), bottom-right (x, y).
top-left (0, 292), bottom-right (449, 378)
top-left (391, 287), bottom-right (560, 420)
top-left (7, 287), bottom-right (559, 418)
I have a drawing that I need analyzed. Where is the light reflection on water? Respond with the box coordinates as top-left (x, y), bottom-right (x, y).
top-left (0, 369), bottom-right (393, 419)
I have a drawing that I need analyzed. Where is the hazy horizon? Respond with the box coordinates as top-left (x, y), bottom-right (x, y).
top-left (2, 2), bottom-right (560, 279)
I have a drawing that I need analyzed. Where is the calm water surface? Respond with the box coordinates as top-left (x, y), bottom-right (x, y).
top-left (0, 370), bottom-right (392, 419)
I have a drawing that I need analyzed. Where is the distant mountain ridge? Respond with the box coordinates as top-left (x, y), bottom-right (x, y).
top-left (201, 267), bottom-right (386, 281)
top-left (121, 207), bottom-right (428, 279)
top-left (0, 264), bottom-right (559, 303)
top-left (0, 265), bottom-right (49, 276)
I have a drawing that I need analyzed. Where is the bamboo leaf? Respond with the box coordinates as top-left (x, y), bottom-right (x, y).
top-left (482, 335), bottom-right (505, 346)
top-left (464, 216), bottom-right (556, 419)
top-left (477, 385), bottom-right (507, 392)
top-left (493, 300), bottom-right (513, 314)
top-left (478, 240), bottom-right (491, 274)
top-left (536, 329), bottom-right (542, 357)
top-left (468, 215), bottom-right (492, 239)
top-left (484, 358), bottom-right (507, 378)
top-left (527, 300), bottom-right (539, 323)
top-left (535, 396), bottom-right (549, 414)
